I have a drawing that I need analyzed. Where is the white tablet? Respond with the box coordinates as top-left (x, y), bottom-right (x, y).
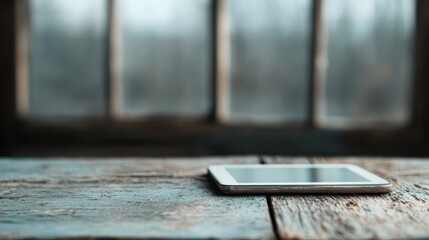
top-left (208, 164), bottom-right (392, 194)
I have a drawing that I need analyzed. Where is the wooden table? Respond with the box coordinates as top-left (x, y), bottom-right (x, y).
top-left (0, 157), bottom-right (428, 239)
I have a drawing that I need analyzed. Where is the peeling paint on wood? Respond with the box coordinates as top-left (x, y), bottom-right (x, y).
top-left (0, 157), bottom-right (274, 239)
top-left (263, 157), bottom-right (429, 240)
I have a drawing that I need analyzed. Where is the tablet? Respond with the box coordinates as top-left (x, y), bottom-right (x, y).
top-left (208, 164), bottom-right (392, 194)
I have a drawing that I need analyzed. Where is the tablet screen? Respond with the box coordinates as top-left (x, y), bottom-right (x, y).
top-left (226, 167), bottom-right (371, 183)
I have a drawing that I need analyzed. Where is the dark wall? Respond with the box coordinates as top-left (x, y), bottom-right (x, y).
top-left (0, 0), bottom-right (15, 155)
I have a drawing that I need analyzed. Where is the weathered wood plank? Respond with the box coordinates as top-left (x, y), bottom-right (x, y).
top-left (263, 157), bottom-right (429, 240)
top-left (0, 157), bottom-right (275, 239)
top-left (0, 156), bottom-right (258, 181)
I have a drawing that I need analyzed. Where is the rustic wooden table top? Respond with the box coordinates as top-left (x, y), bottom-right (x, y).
top-left (0, 157), bottom-right (428, 239)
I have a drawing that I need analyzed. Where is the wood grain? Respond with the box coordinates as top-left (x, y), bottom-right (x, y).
top-left (0, 157), bottom-right (275, 239)
top-left (0, 156), bottom-right (258, 181)
top-left (264, 157), bottom-right (429, 240)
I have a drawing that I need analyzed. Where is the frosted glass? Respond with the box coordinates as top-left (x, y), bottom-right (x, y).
top-left (318, 0), bottom-right (415, 128)
top-left (227, 0), bottom-right (313, 123)
top-left (29, 0), bottom-right (107, 117)
top-left (119, 0), bottom-right (212, 117)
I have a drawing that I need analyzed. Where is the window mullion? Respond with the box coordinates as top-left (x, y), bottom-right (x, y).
top-left (311, 0), bottom-right (324, 127)
top-left (107, 0), bottom-right (121, 119)
top-left (215, 0), bottom-right (230, 122)
top-left (15, 0), bottom-right (29, 117)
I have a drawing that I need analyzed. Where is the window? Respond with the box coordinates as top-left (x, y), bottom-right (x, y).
top-left (119, 0), bottom-right (213, 117)
top-left (5, 0), bottom-right (428, 156)
top-left (224, 0), bottom-right (312, 123)
top-left (318, 0), bottom-right (415, 128)
top-left (27, 0), bottom-right (107, 117)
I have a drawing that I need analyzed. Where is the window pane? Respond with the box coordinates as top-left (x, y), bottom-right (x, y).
top-left (318, 0), bottom-right (415, 128)
top-left (227, 0), bottom-right (313, 123)
top-left (29, 0), bottom-right (107, 117)
top-left (119, 0), bottom-right (212, 117)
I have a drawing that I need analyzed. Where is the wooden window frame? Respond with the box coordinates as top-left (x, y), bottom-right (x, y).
top-left (1, 0), bottom-right (429, 157)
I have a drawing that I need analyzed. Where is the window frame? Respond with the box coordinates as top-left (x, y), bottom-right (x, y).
top-left (1, 0), bottom-right (428, 157)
